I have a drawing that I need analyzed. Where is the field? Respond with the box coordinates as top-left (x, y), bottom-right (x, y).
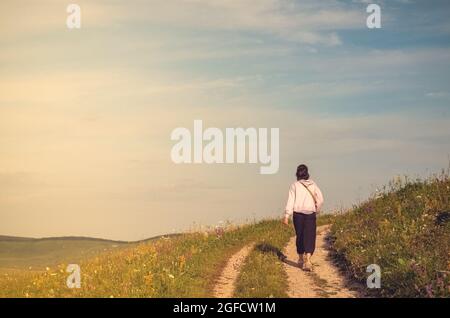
top-left (0, 237), bottom-right (132, 271)
top-left (330, 174), bottom-right (450, 297)
top-left (0, 220), bottom-right (293, 297)
top-left (0, 174), bottom-right (448, 298)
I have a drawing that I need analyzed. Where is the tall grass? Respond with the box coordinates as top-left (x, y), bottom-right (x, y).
top-left (330, 174), bottom-right (450, 297)
top-left (234, 222), bottom-right (293, 298)
top-left (0, 220), bottom-right (285, 298)
top-left (234, 214), bottom-right (334, 298)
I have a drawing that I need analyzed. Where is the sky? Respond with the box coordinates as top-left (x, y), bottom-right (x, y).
top-left (1, 0), bottom-right (450, 240)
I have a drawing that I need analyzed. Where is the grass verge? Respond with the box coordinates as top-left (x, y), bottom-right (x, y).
top-left (234, 222), bottom-right (293, 298)
top-left (234, 214), bottom-right (333, 298)
top-left (330, 174), bottom-right (450, 297)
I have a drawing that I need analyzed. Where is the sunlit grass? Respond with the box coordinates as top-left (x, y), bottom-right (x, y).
top-left (330, 173), bottom-right (450, 297)
top-left (234, 215), bottom-right (333, 298)
top-left (0, 220), bottom-right (286, 298)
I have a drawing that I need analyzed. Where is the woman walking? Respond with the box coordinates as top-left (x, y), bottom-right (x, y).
top-left (283, 164), bottom-right (324, 271)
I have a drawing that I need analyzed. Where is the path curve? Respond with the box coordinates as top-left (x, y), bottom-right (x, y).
top-left (213, 243), bottom-right (255, 298)
top-left (283, 225), bottom-right (359, 298)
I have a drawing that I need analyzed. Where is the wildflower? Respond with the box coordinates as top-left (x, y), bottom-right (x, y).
top-left (144, 272), bottom-right (153, 285)
top-left (425, 284), bottom-right (434, 298)
top-left (178, 255), bottom-right (186, 270)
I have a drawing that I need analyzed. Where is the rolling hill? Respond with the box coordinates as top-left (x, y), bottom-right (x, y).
top-left (0, 236), bottom-right (130, 270)
top-left (0, 173), bottom-right (448, 298)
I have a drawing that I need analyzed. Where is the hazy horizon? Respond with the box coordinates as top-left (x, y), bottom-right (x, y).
top-left (1, 0), bottom-right (450, 240)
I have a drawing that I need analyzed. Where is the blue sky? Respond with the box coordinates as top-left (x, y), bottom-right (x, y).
top-left (1, 0), bottom-right (450, 240)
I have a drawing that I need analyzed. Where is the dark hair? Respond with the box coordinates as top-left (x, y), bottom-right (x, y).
top-left (296, 164), bottom-right (309, 180)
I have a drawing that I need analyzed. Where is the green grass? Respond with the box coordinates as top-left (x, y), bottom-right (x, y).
top-left (0, 220), bottom-right (288, 298)
top-left (330, 174), bottom-right (450, 297)
top-left (234, 222), bottom-right (293, 298)
top-left (0, 234), bottom-right (181, 271)
top-left (0, 237), bottom-right (131, 271)
top-left (1, 173), bottom-right (448, 298)
top-left (234, 215), bottom-right (333, 298)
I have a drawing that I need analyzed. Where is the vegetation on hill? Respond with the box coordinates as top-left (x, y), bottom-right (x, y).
top-left (1, 174), bottom-right (448, 298)
top-left (234, 222), bottom-right (293, 298)
top-left (0, 220), bottom-right (289, 297)
top-left (0, 238), bottom-right (130, 270)
top-left (0, 234), bottom-right (182, 271)
top-left (233, 215), bottom-right (334, 298)
top-left (330, 174), bottom-right (450, 297)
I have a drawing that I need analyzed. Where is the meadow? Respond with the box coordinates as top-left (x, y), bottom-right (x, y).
top-left (0, 220), bottom-right (292, 297)
top-left (330, 173), bottom-right (450, 297)
top-left (0, 236), bottom-right (130, 270)
top-left (0, 174), bottom-right (448, 298)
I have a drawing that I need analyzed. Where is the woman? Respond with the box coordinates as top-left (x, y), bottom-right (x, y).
top-left (283, 164), bottom-right (324, 271)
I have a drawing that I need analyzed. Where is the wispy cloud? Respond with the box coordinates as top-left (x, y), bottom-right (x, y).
top-left (1, 0), bottom-right (366, 46)
top-left (1, 0), bottom-right (449, 239)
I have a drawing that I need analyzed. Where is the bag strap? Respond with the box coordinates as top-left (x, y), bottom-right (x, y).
top-left (299, 181), bottom-right (317, 212)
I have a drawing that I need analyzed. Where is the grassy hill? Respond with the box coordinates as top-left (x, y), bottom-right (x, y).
top-left (330, 174), bottom-right (450, 297)
top-left (0, 173), bottom-right (448, 298)
top-left (0, 236), bottom-right (131, 271)
top-left (0, 233), bottom-right (185, 271)
top-left (0, 220), bottom-right (293, 297)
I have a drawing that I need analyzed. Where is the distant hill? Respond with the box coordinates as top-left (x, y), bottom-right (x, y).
top-left (0, 235), bottom-right (127, 243)
top-left (0, 233), bottom-right (180, 270)
top-left (0, 237), bottom-right (129, 270)
top-left (0, 235), bottom-right (35, 242)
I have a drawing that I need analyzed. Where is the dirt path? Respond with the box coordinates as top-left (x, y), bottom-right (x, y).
top-left (213, 243), bottom-right (254, 298)
top-left (282, 225), bottom-right (359, 298)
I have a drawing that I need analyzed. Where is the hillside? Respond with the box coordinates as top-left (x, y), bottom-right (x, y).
top-left (0, 220), bottom-right (292, 297)
top-left (0, 237), bottom-right (130, 271)
top-left (0, 233), bottom-right (183, 271)
top-left (331, 174), bottom-right (450, 297)
top-left (0, 174), bottom-right (448, 298)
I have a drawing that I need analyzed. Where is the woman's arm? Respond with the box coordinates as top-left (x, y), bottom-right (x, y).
top-left (284, 183), bottom-right (296, 222)
top-left (315, 185), bottom-right (324, 212)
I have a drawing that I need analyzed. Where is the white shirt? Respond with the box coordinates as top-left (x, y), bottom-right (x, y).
top-left (284, 179), bottom-right (324, 217)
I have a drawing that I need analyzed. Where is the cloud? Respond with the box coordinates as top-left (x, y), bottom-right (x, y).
top-left (0, 0), bottom-right (125, 40)
top-left (1, 0), bottom-right (450, 240)
top-left (289, 80), bottom-right (383, 98)
top-left (127, 0), bottom-right (364, 46)
top-left (0, 0), bottom-right (366, 46)
top-left (426, 91), bottom-right (450, 98)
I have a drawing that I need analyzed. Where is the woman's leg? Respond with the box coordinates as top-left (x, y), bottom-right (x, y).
top-left (293, 213), bottom-right (305, 255)
top-left (303, 213), bottom-right (317, 255)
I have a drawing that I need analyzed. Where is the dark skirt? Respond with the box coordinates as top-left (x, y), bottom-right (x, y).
top-left (293, 212), bottom-right (317, 255)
